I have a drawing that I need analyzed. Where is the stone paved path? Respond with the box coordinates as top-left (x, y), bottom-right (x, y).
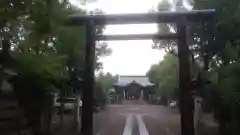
top-left (51, 98), bottom-right (218, 135)
top-left (94, 100), bottom-right (181, 135)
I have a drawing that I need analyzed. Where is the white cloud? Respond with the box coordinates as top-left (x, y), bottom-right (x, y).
top-left (104, 24), bottom-right (158, 35)
top-left (98, 40), bottom-right (165, 75)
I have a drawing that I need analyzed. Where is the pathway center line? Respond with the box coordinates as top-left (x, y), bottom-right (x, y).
top-left (136, 114), bottom-right (149, 135)
top-left (122, 114), bottom-right (134, 135)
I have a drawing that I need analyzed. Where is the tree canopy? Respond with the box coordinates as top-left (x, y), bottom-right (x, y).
top-left (0, 1), bottom-right (112, 134)
top-left (147, 53), bottom-right (178, 102)
top-left (150, 0), bottom-right (240, 134)
top-left (96, 72), bottom-right (117, 92)
top-left (0, 0), bottom-right (112, 93)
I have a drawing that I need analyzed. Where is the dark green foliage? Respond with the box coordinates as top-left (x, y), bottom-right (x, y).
top-left (95, 72), bottom-right (117, 105)
top-left (147, 53), bottom-right (178, 102)
top-left (96, 72), bottom-right (117, 91)
top-left (152, 0), bottom-right (240, 134)
top-left (0, 0), bottom-right (112, 134)
top-left (191, 0), bottom-right (240, 134)
top-left (94, 81), bottom-right (107, 107)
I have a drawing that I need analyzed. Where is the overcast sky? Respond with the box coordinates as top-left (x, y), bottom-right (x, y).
top-left (69, 0), bottom-right (191, 76)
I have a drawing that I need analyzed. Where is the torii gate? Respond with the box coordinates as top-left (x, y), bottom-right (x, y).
top-left (67, 9), bottom-right (215, 135)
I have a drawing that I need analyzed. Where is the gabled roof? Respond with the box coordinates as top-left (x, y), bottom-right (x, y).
top-left (113, 75), bottom-right (154, 87)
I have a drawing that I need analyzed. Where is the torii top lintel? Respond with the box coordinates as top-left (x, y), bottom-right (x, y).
top-left (67, 9), bottom-right (215, 25)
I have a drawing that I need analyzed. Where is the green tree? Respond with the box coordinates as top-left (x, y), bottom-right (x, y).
top-left (8, 1), bottom-right (73, 134)
top-left (152, 0), bottom-right (240, 134)
top-left (96, 72), bottom-right (116, 91)
top-left (1, 0), bottom-right (112, 134)
top-left (153, 0), bottom-right (240, 134)
top-left (152, 0), bottom-right (177, 54)
top-left (191, 0), bottom-right (240, 134)
top-left (147, 53), bottom-right (179, 103)
top-left (95, 72), bottom-right (117, 105)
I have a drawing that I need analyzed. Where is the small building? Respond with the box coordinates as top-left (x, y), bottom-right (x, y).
top-left (113, 76), bottom-right (155, 101)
